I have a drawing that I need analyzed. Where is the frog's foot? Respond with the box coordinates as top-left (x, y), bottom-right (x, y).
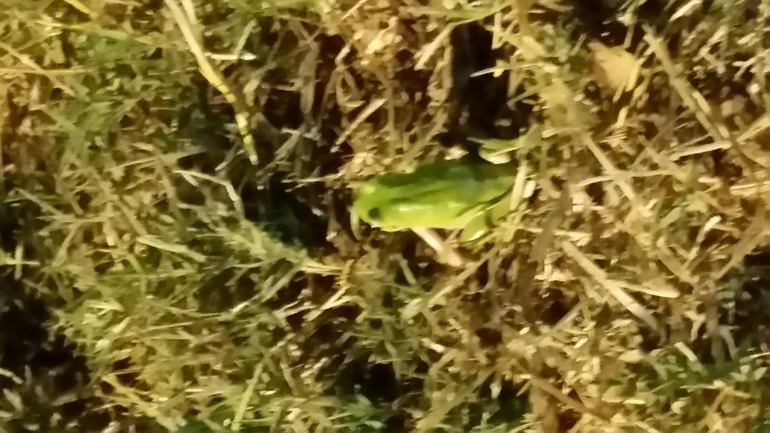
top-left (475, 125), bottom-right (544, 165)
top-left (458, 215), bottom-right (489, 243)
top-left (411, 227), bottom-right (466, 267)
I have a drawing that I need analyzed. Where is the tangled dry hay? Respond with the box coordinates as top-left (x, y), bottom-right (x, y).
top-left (2, 0), bottom-right (770, 432)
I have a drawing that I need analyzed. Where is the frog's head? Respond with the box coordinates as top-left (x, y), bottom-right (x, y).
top-left (351, 175), bottom-right (403, 231)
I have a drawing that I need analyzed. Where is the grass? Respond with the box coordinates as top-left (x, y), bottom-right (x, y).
top-left (2, 0), bottom-right (770, 432)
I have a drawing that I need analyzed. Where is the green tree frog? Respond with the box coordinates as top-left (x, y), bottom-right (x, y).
top-left (352, 159), bottom-right (517, 243)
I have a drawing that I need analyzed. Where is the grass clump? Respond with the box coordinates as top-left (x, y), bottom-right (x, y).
top-left (2, 0), bottom-right (770, 432)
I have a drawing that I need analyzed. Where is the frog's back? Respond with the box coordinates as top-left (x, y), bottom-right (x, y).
top-left (422, 160), bottom-right (515, 201)
top-left (353, 159), bottom-right (516, 231)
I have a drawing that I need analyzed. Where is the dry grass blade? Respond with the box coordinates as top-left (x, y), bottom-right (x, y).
top-left (561, 240), bottom-right (661, 331)
top-left (512, 358), bottom-right (609, 423)
top-left (739, 113), bottom-right (770, 144)
top-left (412, 227), bottom-right (466, 267)
top-left (0, 41), bottom-right (78, 98)
top-left (581, 132), bottom-right (696, 289)
top-left (617, 279), bottom-right (680, 299)
top-left (135, 235), bottom-right (208, 263)
top-left (164, 0), bottom-right (258, 164)
top-left (231, 363), bottom-right (264, 431)
top-left (579, 133), bottom-right (650, 219)
top-left (643, 30), bottom-right (726, 143)
top-left (335, 98), bottom-right (387, 145)
top-left (715, 203), bottom-right (766, 280)
top-left (643, 27), bottom-right (764, 183)
top-left (101, 375), bottom-right (177, 431)
top-left (61, 0), bottom-right (98, 19)
top-left (516, 183), bottom-right (569, 300)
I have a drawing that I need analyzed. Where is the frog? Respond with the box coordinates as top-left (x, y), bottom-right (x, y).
top-left (351, 125), bottom-right (540, 238)
top-left (353, 158), bottom-right (517, 240)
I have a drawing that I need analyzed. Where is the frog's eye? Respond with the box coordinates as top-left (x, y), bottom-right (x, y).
top-left (367, 207), bottom-right (382, 221)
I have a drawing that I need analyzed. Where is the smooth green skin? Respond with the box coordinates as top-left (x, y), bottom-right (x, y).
top-left (352, 159), bottom-right (516, 236)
